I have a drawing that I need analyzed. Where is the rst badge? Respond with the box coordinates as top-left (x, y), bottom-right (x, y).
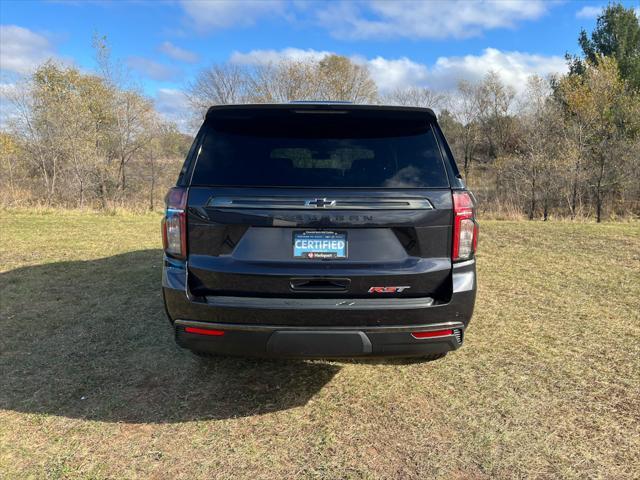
top-left (368, 286), bottom-right (411, 293)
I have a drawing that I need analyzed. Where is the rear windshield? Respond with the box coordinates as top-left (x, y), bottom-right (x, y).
top-left (190, 112), bottom-right (449, 188)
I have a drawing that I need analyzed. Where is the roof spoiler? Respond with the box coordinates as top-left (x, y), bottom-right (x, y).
top-left (205, 103), bottom-right (437, 121)
top-left (288, 100), bottom-right (354, 105)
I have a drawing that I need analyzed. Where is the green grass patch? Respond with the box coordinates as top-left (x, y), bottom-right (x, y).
top-left (1, 212), bottom-right (639, 479)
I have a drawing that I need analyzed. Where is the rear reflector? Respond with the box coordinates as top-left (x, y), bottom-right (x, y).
top-left (411, 329), bottom-right (453, 339)
top-left (184, 327), bottom-right (225, 336)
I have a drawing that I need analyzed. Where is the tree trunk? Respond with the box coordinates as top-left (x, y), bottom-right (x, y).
top-left (595, 156), bottom-right (605, 223)
top-left (6, 156), bottom-right (15, 202)
top-left (98, 166), bottom-right (108, 211)
top-left (49, 156), bottom-right (57, 207)
top-left (120, 158), bottom-right (126, 192)
top-left (572, 128), bottom-right (585, 219)
top-left (463, 129), bottom-right (472, 179)
top-left (464, 152), bottom-right (470, 179)
top-left (529, 176), bottom-right (536, 220)
top-left (149, 155), bottom-right (156, 211)
top-left (39, 155), bottom-right (51, 206)
top-left (571, 158), bottom-right (580, 219)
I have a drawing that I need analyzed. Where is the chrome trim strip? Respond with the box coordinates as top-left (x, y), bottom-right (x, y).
top-left (453, 259), bottom-right (475, 269)
top-left (175, 319), bottom-right (465, 334)
top-left (207, 196), bottom-right (434, 210)
top-left (203, 295), bottom-right (434, 310)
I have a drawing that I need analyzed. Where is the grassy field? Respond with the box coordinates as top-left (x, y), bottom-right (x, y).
top-left (1, 211), bottom-right (639, 479)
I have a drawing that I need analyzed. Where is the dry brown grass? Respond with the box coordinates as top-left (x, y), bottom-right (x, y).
top-left (1, 211), bottom-right (639, 479)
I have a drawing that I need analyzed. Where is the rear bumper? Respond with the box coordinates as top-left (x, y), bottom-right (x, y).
top-left (163, 257), bottom-right (476, 358)
top-left (175, 319), bottom-right (464, 358)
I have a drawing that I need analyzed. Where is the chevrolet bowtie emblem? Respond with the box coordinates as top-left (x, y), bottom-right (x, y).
top-left (305, 198), bottom-right (336, 208)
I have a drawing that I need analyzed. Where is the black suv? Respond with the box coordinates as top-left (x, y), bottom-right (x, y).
top-left (162, 103), bottom-right (478, 359)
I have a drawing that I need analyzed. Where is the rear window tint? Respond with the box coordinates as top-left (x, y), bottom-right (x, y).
top-left (191, 113), bottom-right (449, 188)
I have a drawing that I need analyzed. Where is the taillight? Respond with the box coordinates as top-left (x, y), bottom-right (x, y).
top-left (162, 187), bottom-right (187, 259)
top-left (452, 191), bottom-right (478, 262)
top-left (184, 327), bottom-right (225, 336)
top-left (412, 329), bottom-right (454, 339)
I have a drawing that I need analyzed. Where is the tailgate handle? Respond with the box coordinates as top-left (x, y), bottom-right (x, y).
top-left (290, 278), bottom-right (350, 292)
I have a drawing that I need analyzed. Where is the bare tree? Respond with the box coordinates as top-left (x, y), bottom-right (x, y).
top-left (382, 86), bottom-right (446, 109)
top-left (248, 59), bottom-right (318, 103)
top-left (476, 71), bottom-right (516, 160)
top-left (512, 76), bottom-right (567, 219)
top-left (186, 63), bottom-right (249, 116)
top-left (8, 68), bottom-right (61, 206)
top-left (111, 90), bottom-right (155, 195)
top-left (188, 55), bottom-right (378, 108)
top-left (445, 80), bottom-right (482, 179)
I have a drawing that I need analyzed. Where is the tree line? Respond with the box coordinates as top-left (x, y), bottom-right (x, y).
top-left (186, 4), bottom-right (639, 221)
top-left (1, 37), bottom-right (192, 211)
top-left (437, 4), bottom-right (639, 221)
top-left (437, 55), bottom-right (639, 221)
top-left (0, 4), bottom-right (638, 220)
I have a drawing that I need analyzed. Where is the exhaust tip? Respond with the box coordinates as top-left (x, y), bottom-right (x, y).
top-left (453, 328), bottom-right (463, 344)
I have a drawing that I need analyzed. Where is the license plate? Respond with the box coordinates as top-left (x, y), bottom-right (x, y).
top-left (293, 231), bottom-right (347, 259)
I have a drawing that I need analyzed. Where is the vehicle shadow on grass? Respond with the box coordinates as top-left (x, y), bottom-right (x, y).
top-left (0, 249), bottom-right (340, 423)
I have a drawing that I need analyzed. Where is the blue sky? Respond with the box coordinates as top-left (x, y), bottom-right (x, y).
top-left (1, 0), bottom-right (639, 130)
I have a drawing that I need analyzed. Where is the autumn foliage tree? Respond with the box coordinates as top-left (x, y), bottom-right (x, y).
top-left (557, 57), bottom-right (639, 221)
top-left (4, 61), bottom-right (189, 210)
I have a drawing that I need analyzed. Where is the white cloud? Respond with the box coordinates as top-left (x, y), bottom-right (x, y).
top-left (316, 0), bottom-right (553, 40)
top-left (179, 0), bottom-right (285, 32)
top-left (126, 56), bottom-right (180, 81)
top-left (0, 25), bottom-right (57, 75)
top-left (154, 88), bottom-right (193, 132)
top-left (179, 0), bottom-right (555, 38)
top-left (363, 49), bottom-right (567, 94)
top-left (155, 88), bottom-right (189, 116)
top-left (230, 47), bottom-right (332, 65)
top-left (229, 47), bottom-right (567, 95)
top-left (576, 5), bottom-right (602, 19)
top-left (426, 48), bottom-right (567, 92)
top-left (159, 41), bottom-right (199, 63)
top-left (363, 56), bottom-right (430, 93)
